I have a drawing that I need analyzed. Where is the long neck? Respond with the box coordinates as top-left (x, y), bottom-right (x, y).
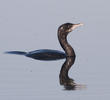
top-left (58, 31), bottom-right (75, 57)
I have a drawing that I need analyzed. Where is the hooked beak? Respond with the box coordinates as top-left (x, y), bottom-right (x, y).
top-left (71, 23), bottom-right (83, 31)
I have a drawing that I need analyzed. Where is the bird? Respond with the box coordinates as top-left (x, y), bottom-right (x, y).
top-left (5, 22), bottom-right (83, 89)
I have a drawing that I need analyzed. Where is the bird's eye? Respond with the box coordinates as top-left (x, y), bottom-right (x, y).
top-left (68, 25), bottom-right (70, 28)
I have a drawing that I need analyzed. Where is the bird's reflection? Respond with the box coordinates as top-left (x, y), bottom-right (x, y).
top-left (64, 83), bottom-right (86, 90)
top-left (59, 57), bottom-right (86, 90)
top-left (59, 57), bottom-right (75, 86)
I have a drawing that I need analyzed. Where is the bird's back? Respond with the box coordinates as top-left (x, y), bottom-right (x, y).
top-left (26, 49), bottom-right (66, 61)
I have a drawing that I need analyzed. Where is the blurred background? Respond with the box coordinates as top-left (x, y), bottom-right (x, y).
top-left (0, 0), bottom-right (110, 100)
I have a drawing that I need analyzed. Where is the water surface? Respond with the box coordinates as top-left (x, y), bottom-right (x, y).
top-left (0, 0), bottom-right (110, 100)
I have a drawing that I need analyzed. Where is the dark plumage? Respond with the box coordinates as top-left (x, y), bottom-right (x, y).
top-left (5, 49), bottom-right (66, 61)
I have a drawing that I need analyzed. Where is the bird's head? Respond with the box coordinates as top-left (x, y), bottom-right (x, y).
top-left (58, 23), bottom-right (83, 35)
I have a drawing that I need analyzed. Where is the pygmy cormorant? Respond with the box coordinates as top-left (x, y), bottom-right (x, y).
top-left (5, 22), bottom-right (83, 89)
